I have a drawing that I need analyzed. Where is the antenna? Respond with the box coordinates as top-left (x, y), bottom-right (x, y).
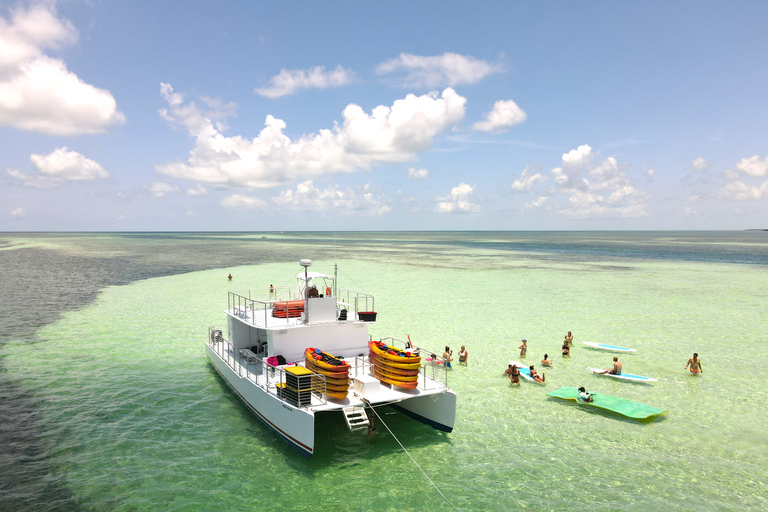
top-left (300, 259), bottom-right (312, 300)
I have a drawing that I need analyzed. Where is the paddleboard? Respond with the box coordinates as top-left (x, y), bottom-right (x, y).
top-left (590, 368), bottom-right (657, 383)
top-left (509, 360), bottom-right (545, 385)
top-left (582, 341), bottom-right (637, 353)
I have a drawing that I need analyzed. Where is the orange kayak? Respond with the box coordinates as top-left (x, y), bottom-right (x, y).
top-left (369, 341), bottom-right (421, 364)
top-left (305, 347), bottom-right (350, 371)
top-left (305, 357), bottom-right (349, 376)
top-left (374, 368), bottom-right (418, 389)
top-left (369, 353), bottom-right (421, 376)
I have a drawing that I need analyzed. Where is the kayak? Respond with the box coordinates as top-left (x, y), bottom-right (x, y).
top-left (509, 360), bottom-right (545, 385)
top-left (305, 347), bottom-right (350, 371)
top-left (369, 353), bottom-right (421, 376)
top-left (373, 366), bottom-right (419, 382)
top-left (582, 342), bottom-right (637, 353)
top-left (368, 351), bottom-right (422, 370)
top-left (373, 368), bottom-right (418, 389)
top-left (547, 386), bottom-right (667, 419)
top-left (369, 341), bottom-right (421, 364)
top-left (305, 358), bottom-right (349, 377)
top-left (590, 368), bottom-right (657, 383)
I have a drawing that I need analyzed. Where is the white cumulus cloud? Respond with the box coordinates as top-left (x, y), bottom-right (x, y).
top-left (156, 83), bottom-right (466, 189)
top-left (473, 99), bottom-right (526, 133)
top-left (408, 167), bottom-right (429, 179)
top-left (0, 4), bottom-right (125, 135)
top-left (255, 65), bottom-right (353, 98)
top-left (10, 207), bottom-right (23, 217)
top-left (220, 194), bottom-right (267, 209)
top-left (221, 181), bottom-right (391, 215)
top-left (436, 182), bottom-right (479, 213)
top-left (376, 52), bottom-right (502, 88)
top-left (186, 183), bottom-right (207, 196)
top-left (30, 147), bottom-right (109, 180)
top-left (549, 145), bottom-right (651, 218)
top-left (734, 155), bottom-right (768, 177)
top-left (690, 156), bottom-right (709, 171)
top-left (150, 182), bottom-right (179, 197)
top-left (524, 196), bottom-right (548, 209)
top-left (717, 180), bottom-right (768, 201)
top-left (511, 165), bottom-right (545, 192)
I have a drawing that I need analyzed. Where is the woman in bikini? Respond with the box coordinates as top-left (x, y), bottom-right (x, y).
top-left (505, 363), bottom-right (520, 386)
top-left (529, 365), bottom-right (545, 383)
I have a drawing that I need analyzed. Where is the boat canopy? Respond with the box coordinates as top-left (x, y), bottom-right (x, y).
top-left (296, 271), bottom-right (334, 297)
top-left (296, 271), bottom-right (334, 282)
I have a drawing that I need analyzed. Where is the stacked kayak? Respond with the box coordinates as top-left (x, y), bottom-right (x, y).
top-left (369, 341), bottom-right (421, 389)
top-left (304, 347), bottom-right (350, 400)
top-left (547, 387), bottom-right (667, 419)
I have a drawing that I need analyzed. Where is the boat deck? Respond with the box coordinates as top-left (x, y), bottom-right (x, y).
top-left (213, 341), bottom-right (449, 412)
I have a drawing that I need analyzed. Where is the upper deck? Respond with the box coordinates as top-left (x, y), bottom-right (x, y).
top-left (227, 285), bottom-right (376, 330)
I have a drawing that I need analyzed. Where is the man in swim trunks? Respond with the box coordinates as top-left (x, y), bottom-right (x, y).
top-left (597, 356), bottom-right (622, 375)
top-left (505, 364), bottom-right (520, 386)
top-left (685, 353), bottom-right (703, 373)
top-left (529, 365), bottom-right (545, 383)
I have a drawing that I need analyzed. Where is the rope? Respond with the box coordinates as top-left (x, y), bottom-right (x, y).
top-left (365, 401), bottom-right (460, 512)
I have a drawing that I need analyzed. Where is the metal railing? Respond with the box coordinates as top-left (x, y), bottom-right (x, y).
top-left (337, 288), bottom-right (374, 315)
top-left (228, 287), bottom-right (375, 327)
top-left (377, 337), bottom-right (449, 390)
top-left (208, 326), bottom-right (327, 408)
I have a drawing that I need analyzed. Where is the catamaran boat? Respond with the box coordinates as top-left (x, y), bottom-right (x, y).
top-left (205, 259), bottom-right (456, 458)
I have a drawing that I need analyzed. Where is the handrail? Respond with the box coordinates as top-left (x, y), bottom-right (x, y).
top-left (208, 326), bottom-right (327, 408)
top-left (376, 337), bottom-right (449, 390)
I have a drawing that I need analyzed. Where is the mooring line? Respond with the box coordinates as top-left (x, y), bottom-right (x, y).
top-left (367, 403), bottom-right (460, 512)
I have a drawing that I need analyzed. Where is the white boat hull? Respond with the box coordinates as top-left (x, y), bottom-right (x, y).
top-left (392, 389), bottom-right (456, 432)
top-left (206, 344), bottom-right (316, 458)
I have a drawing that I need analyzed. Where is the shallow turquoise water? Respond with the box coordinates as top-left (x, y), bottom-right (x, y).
top-left (2, 233), bottom-right (768, 511)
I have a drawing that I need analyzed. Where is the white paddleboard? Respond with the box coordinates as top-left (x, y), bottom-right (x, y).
top-left (582, 341), bottom-right (637, 353)
top-left (590, 368), bottom-right (657, 383)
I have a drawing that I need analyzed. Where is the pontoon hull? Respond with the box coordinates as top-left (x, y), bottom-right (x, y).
top-left (206, 344), bottom-right (316, 458)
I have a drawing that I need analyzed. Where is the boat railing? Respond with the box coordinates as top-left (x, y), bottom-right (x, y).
top-left (336, 288), bottom-right (374, 315)
top-left (378, 337), bottom-right (449, 390)
top-left (207, 326), bottom-right (327, 408)
top-left (228, 290), bottom-right (299, 328)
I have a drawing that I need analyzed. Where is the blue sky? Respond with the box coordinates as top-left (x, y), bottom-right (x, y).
top-left (1, 0), bottom-right (767, 231)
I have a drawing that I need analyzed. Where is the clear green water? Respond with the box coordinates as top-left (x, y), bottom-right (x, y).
top-left (2, 232), bottom-right (768, 511)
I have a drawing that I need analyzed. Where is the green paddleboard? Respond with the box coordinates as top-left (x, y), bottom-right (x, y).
top-left (547, 386), bottom-right (667, 419)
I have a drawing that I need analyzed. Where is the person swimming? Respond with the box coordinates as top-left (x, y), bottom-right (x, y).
top-left (542, 354), bottom-right (552, 366)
